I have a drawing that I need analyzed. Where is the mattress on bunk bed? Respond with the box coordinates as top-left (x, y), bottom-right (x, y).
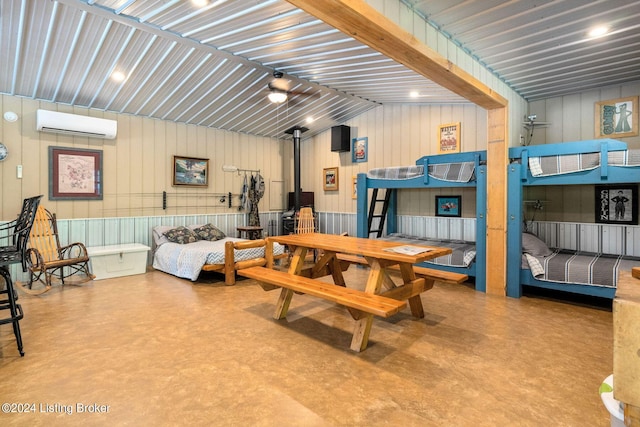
top-left (367, 161), bottom-right (476, 182)
top-left (523, 250), bottom-right (640, 288)
top-left (381, 233), bottom-right (475, 267)
top-left (528, 149), bottom-right (640, 177)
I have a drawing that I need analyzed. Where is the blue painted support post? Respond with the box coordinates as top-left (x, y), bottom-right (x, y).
top-left (356, 173), bottom-right (368, 238)
top-left (506, 162), bottom-right (524, 297)
top-left (475, 164), bottom-right (487, 292)
top-left (600, 141), bottom-right (609, 179)
top-left (422, 157), bottom-right (429, 185)
top-left (386, 189), bottom-right (397, 235)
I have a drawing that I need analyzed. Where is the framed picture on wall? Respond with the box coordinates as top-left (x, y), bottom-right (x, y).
top-left (595, 96), bottom-right (639, 138)
top-left (435, 195), bottom-right (461, 217)
top-left (438, 122), bottom-right (461, 154)
top-left (49, 146), bottom-right (103, 200)
top-left (594, 184), bottom-right (638, 225)
top-left (323, 167), bottom-right (339, 191)
top-left (352, 137), bottom-right (368, 163)
top-left (173, 156), bottom-right (209, 187)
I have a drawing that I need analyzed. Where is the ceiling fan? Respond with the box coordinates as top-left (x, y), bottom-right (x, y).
top-left (267, 71), bottom-right (318, 104)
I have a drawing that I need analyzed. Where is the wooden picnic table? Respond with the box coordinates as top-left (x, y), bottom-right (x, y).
top-left (258, 233), bottom-right (455, 351)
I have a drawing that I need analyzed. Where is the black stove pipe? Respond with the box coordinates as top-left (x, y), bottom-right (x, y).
top-left (293, 130), bottom-right (301, 212)
top-left (285, 126), bottom-right (308, 212)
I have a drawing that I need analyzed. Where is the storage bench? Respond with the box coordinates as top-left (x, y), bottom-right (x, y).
top-left (86, 243), bottom-right (151, 280)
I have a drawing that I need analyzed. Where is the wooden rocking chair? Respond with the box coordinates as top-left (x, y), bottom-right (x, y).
top-left (296, 207), bottom-right (316, 234)
top-left (287, 207), bottom-right (317, 264)
top-left (17, 206), bottom-right (95, 295)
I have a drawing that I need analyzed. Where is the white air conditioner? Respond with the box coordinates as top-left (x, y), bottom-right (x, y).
top-left (36, 109), bottom-right (117, 139)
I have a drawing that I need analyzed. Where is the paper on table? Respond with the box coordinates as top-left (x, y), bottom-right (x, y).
top-left (383, 245), bottom-right (433, 255)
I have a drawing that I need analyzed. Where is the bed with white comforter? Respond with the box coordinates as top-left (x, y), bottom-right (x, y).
top-left (151, 225), bottom-right (285, 283)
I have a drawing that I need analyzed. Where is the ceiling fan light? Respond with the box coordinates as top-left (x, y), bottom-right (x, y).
top-left (268, 91), bottom-right (287, 104)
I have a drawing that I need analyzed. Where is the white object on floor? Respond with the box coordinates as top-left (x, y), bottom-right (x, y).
top-left (87, 243), bottom-right (150, 280)
top-left (600, 374), bottom-right (625, 427)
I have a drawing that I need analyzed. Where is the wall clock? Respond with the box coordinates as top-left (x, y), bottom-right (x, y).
top-left (0, 143), bottom-right (7, 161)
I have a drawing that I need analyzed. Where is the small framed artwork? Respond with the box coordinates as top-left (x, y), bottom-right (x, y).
top-left (352, 176), bottom-right (358, 199)
top-left (352, 137), bottom-right (368, 163)
top-left (435, 195), bottom-right (461, 217)
top-left (595, 96), bottom-right (639, 138)
top-left (49, 146), bottom-right (103, 200)
top-left (173, 156), bottom-right (209, 187)
top-left (595, 184), bottom-right (638, 224)
top-left (323, 167), bottom-right (339, 191)
top-left (438, 122), bottom-right (461, 154)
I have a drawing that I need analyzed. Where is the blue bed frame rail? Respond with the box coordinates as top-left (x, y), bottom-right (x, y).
top-left (506, 138), bottom-right (637, 299)
top-left (356, 151), bottom-right (487, 292)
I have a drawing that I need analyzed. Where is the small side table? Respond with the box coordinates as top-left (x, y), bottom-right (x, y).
top-left (237, 226), bottom-right (263, 240)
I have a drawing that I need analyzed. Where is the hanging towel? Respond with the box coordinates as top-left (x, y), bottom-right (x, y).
top-left (239, 174), bottom-right (249, 211)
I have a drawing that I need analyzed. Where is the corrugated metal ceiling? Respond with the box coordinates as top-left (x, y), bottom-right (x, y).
top-left (404, 0), bottom-right (640, 101)
top-left (1, 0), bottom-right (639, 140)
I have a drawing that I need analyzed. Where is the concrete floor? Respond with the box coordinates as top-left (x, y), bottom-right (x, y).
top-left (0, 268), bottom-right (614, 426)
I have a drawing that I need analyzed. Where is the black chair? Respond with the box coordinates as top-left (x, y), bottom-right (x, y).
top-left (0, 195), bottom-right (42, 356)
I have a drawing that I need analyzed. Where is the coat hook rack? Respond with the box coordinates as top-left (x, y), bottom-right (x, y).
top-left (161, 191), bottom-right (239, 210)
top-left (222, 165), bottom-right (260, 175)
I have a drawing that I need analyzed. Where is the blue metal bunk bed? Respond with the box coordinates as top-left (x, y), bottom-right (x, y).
top-left (356, 150), bottom-right (487, 292)
top-left (507, 139), bottom-right (640, 299)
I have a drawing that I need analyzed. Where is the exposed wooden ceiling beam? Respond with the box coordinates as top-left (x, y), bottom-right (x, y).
top-left (286, 0), bottom-right (507, 110)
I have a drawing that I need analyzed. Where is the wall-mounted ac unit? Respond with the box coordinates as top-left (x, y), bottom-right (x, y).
top-left (36, 109), bottom-right (117, 139)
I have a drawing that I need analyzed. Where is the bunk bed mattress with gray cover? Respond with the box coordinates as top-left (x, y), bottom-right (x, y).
top-left (367, 161), bottom-right (477, 268)
top-left (522, 149), bottom-right (640, 289)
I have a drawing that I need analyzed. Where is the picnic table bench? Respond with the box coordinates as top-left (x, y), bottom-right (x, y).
top-left (245, 233), bottom-right (453, 352)
top-left (238, 266), bottom-right (406, 318)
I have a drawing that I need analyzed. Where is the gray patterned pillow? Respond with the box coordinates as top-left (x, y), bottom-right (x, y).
top-left (192, 224), bottom-right (226, 241)
top-left (163, 226), bottom-right (199, 244)
top-left (522, 232), bottom-right (552, 257)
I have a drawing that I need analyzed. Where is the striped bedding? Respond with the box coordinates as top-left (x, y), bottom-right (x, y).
top-left (528, 149), bottom-right (640, 177)
top-left (380, 233), bottom-right (476, 267)
top-left (524, 249), bottom-right (640, 288)
top-left (367, 161), bottom-right (476, 183)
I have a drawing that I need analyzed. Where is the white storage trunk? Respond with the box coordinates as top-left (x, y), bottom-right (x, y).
top-left (87, 243), bottom-right (150, 280)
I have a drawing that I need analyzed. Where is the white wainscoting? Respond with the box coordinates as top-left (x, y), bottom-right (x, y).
top-left (397, 215), bottom-right (477, 241)
top-left (316, 212), bottom-right (358, 236)
top-left (315, 212), bottom-right (477, 241)
top-left (5, 211), bottom-right (284, 282)
top-left (14, 214), bottom-right (633, 284)
top-left (528, 221), bottom-right (640, 256)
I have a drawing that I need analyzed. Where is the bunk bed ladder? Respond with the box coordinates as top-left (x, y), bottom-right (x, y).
top-left (368, 188), bottom-right (393, 237)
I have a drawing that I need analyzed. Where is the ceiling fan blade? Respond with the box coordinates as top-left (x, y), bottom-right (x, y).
top-left (287, 90), bottom-right (321, 98)
top-left (268, 79), bottom-right (289, 92)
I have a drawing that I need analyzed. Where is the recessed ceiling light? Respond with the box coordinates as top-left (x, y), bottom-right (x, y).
top-left (111, 71), bottom-right (126, 82)
top-left (410, 91), bottom-right (431, 98)
top-left (305, 116), bottom-right (315, 124)
top-left (588, 26), bottom-right (609, 38)
top-left (191, 0), bottom-right (209, 7)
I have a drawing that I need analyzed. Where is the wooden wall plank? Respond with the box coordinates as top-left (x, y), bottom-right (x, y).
top-left (486, 107), bottom-right (508, 295)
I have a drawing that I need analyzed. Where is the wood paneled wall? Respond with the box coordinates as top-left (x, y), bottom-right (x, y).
top-left (525, 82), bottom-right (640, 223)
top-left (301, 103), bottom-right (497, 217)
top-left (0, 95), bottom-right (285, 220)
